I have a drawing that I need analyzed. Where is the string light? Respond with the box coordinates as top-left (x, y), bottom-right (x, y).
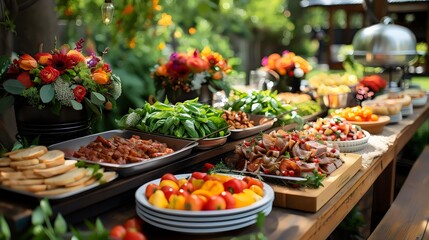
top-left (101, 0), bottom-right (114, 25)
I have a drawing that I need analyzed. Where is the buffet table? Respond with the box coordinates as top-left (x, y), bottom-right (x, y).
top-left (1, 103), bottom-right (428, 239)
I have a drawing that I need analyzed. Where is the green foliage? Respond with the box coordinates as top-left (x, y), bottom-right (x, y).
top-left (0, 216), bottom-right (11, 240)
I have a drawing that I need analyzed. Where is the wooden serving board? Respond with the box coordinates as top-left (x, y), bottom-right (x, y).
top-left (271, 153), bottom-right (362, 212)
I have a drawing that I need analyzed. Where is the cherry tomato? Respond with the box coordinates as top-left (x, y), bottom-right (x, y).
top-left (161, 173), bottom-right (179, 184)
top-left (123, 230), bottom-right (147, 240)
top-left (191, 171), bottom-right (207, 180)
top-left (109, 225), bottom-right (126, 238)
top-left (180, 181), bottom-right (194, 193)
top-left (123, 218), bottom-right (143, 233)
top-left (184, 194), bottom-right (204, 211)
top-left (203, 195), bottom-right (226, 211)
top-left (220, 191), bottom-right (236, 209)
top-left (177, 188), bottom-right (190, 198)
top-left (202, 163), bottom-right (215, 172)
top-left (159, 179), bottom-right (179, 191)
top-left (144, 183), bottom-right (160, 199)
top-left (161, 186), bottom-right (178, 200)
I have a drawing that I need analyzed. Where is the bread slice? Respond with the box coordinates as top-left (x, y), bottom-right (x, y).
top-left (33, 160), bottom-right (77, 178)
top-left (100, 171), bottom-right (117, 183)
top-left (0, 157), bottom-right (11, 167)
top-left (44, 158), bottom-right (65, 168)
top-left (2, 178), bottom-right (45, 186)
top-left (0, 167), bottom-right (15, 172)
top-left (9, 184), bottom-right (48, 192)
top-left (16, 163), bottom-right (47, 170)
top-left (22, 170), bottom-right (45, 179)
top-left (65, 168), bottom-right (96, 187)
top-left (44, 167), bottom-right (86, 186)
top-left (9, 159), bottom-right (40, 168)
top-left (38, 150), bottom-right (65, 163)
top-left (3, 149), bottom-right (24, 157)
top-left (1, 171), bottom-right (25, 179)
top-left (9, 146), bottom-right (48, 161)
top-left (35, 185), bottom-right (85, 196)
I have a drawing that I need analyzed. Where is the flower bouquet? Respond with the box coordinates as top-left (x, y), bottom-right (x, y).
top-left (153, 47), bottom-right (231, 104)
top-left (261, 51), bottom-right (312, 92)
top-left (0, 39), bottom-right (121, 145)
top-left (0, 39), bottom-right (121, 116)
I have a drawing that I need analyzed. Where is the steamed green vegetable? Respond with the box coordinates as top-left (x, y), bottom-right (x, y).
top-left (117, 98), bottom-right (229, 139)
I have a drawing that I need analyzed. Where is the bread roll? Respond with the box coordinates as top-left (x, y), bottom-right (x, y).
top-left (9, 146), bottom-right (48, 161)
top-left (38, 150), bottom-right (65, 163)
top-left (44, 168), bottom-right (86, 186)
top-left (33, 160), bottom-right (77, 178)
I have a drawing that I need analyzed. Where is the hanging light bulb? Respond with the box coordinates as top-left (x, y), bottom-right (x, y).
top-left (101, 0), bottom-right (114, 25)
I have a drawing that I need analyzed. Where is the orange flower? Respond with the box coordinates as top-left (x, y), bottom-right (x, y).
top-left (158, 13), bottom-right (172, 27)
top-left (155, 65), bottom-right (168, 76)
top-left (266, 53), bottom-right (281, 70)
top-left (40, 66), bottom-right (60, 84)
top-left (67, 50), bottom-right (86, 64)
top-left (34, 53), bottom-right (52, 65)
top-left (212, 71), bottom-right (223, 80)
top-left (188, 27), bottom-right (197, 35)
top-left (122, 4), bottom-right (134, 15)
top-left (18, 54), bottom-right (37, 70)
top-left (92, 69), bottom-right (110, 85)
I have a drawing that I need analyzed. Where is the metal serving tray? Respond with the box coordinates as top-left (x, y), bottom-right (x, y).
top-left (229, 115), bottom-right (276, 140)
top-left (48, 130), bottom-right (198, 177)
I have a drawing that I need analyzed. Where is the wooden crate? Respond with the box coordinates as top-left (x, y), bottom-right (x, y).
top-left (272, 153), bottom-right (362, 212)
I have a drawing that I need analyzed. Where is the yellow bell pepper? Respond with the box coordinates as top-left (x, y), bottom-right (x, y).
top-left (191, 179), bottom-right (205, 190)
top-left (168, 194), bottom-right (186, 210)
top-left (200, 180), bottom-right (224, 195)
top-left (178, 178), bottom-right (188, 188)
top-left (233, 192), bottom-right (256, 208)
top-left (249, 185), bottom-right (264, 197)
top-left (243, 189), bottom-right (263, 202)
top-left (210, 174), bottom-right (233, 183)
top-left (192, 189), bottom-right (214, 199)
top-left (159, 179), bottom-right (179, 191)
top-left (148, 190), bottom-right (168, 208)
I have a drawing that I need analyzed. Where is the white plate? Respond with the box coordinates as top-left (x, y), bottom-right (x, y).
top-left (136, 203), bottom-right (272, 228)
top-left (136, 199), bottom-right (273, 222)
top-left (135, 173), bottom-right (275, 217)
top-left (136, 205), bottom-right (272, 233)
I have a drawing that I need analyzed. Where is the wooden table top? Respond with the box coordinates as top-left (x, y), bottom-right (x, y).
top-left (1, 104), bottom-right (428, 239)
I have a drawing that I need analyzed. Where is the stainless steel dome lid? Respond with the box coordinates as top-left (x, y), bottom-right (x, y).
top-left (352, 17), bottom-right (417, 67)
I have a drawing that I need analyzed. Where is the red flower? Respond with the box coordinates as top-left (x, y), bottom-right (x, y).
top-left (40, 66), bottom-right (60, 84)
top-left (17, 72), bottom-right (34, 88)
top-left (73, 85), bottom-right (87, 102)
top-left (51, 53), bottom-right (70, 73)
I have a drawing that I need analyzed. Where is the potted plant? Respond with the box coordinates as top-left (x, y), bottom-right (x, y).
top-left (152, 47), bottom-right (231, 104)
top-left (0, 39), bottom-right (122, 145)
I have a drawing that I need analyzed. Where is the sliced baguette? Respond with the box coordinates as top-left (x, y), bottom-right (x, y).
top-left (0, 167), bottom-right (15, 172)
top-left (22, 170), bottom-right (45, 179)
top-left (1, 171), bottom-right (25, 179)
top-left (38, 150), bottom-right (65, 163)
top-left (100, 171), bottom-right (117, 183)
top-left (0, 157), bottom-right (11, 167)
top-left (44, 168), bottom-right (86, 186)
top-left (65, 168), bottom-right (95, 187)
top-left (9, 184), bottom-right (48, 192)
top-left (44, 158), bottom-right (65, 168)
top-left (2, 178), bottom-right (45, 186)
top-left (3, 149), bottom-right (24, 157)
top-left (9, 159), bottom-right (40, 168)
top-left (16, 163), bottom-right (47, 170)
top-left (33, 160), bottom-right (77, 178)
top-left (35, 185), bottom-right (85, 196)
top-left (9, 146), bottom-right (48, 161)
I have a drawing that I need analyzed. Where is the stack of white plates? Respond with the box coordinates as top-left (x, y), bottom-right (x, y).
top-left (135, 174), bottom-right (275, 233)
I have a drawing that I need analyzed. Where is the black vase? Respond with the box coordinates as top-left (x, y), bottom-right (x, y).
top-left (14, 103), bottom-right (90, 146)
